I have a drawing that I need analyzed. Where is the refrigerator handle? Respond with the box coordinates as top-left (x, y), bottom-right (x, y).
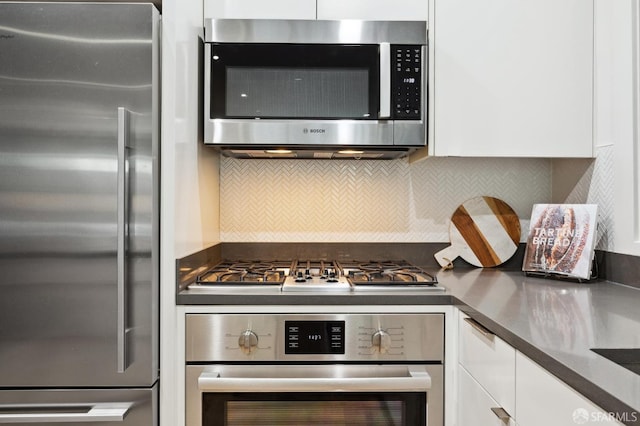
top-left (117, 107), bottom-right (131, 373)
top-left (0, 403), bottom-right (131, 423)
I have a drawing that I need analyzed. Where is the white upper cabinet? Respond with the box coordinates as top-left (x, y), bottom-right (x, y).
top-left (317, 0), bottom-right (428, 21)
top-left (205, 0), bottom-right (427, 21)
top-left (204, 0), bottom-right (316, 19)
top-left (432, 0), bottom-right (594, 157)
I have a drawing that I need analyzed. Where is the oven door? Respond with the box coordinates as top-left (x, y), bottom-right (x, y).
top-left (186, 364), bottom-right (443, 426)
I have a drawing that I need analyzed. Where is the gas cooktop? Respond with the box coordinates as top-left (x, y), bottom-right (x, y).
top-left (190, 259), bottom-right (443, 293)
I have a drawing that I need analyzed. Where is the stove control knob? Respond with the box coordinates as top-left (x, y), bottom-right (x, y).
top-left (238, 330), bottom-right (258, 355)
top-left (371, 330), bottom-right (392, 354)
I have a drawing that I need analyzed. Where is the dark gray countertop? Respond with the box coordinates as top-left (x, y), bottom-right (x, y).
top-left (177, 289), bottom-right (452, 305)
top-left (439, 269), bottom-right (640, 425)
top-left (177, 267), bottom-right (640, 424)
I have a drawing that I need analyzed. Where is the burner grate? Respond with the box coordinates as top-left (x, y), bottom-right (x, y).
top-left (191, 259), bottom-right (440, 290)
top-left (196, 261), bottom-right (292, 286)
top-left (340, 261), bottom-right (438, 286)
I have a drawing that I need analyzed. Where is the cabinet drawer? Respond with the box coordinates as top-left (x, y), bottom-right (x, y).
top-left (459, 314), bottom-right (516, 415)
top-left (516, 352), bottom-right (624, 426)
top-left (458, 365), bottom-right (515, 426)
top-left (0, 386), bottom-right (157, 425)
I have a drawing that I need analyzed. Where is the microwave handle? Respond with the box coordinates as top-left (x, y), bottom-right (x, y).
top-left (379, 42), bottom-right (391, 119)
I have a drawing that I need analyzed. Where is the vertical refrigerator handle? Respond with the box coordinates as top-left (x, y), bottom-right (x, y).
top-left (117, 107), bottom-right (131, 373)
top-left (379, 42), bottom-right (391, 119)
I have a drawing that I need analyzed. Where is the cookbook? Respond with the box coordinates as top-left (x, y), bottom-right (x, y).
top-left (522, 204), bottom-right (598, 280)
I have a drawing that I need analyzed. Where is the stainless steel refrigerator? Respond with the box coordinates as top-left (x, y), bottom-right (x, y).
top-left (0, 3), bottom-right (159, 424)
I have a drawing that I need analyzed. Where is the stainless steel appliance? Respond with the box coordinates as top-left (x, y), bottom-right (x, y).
top-left (203, 19), bottom-right (428, 159)
top-left (187, 259), bottom-right (443, 293)
top-left (186, 313), bottom-right (444, 426)
top-left (0, 3), bottom-right (159, 424)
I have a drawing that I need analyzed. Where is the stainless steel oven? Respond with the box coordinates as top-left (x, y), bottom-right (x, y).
top-left (186, 313), bottom-right (444, 426)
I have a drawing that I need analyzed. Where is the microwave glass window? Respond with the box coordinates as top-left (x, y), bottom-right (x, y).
top-left (225, 67), bottom-right (369, 119)
top-left (210, 43), bottom-right (380, 120)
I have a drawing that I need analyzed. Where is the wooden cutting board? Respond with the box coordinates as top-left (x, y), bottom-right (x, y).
top-left (434, 196), bottom-right (521, 268)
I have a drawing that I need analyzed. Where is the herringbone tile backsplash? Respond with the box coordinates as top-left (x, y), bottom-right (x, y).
top-left (555, 146), bottom-right (615, 252)
top-left (220, 156), bottom-right (552, 242)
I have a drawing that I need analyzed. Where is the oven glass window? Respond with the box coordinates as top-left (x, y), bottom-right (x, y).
top-left (202, 392), bottom-right (425, 426)
top-left (211, 44), bottom-right (380, 120)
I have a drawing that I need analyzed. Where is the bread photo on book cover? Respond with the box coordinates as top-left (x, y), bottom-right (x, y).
top-left (522, 204), bottom-right (598, 280)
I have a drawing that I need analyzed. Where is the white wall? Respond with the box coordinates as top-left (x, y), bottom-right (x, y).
top-left (160, 0), bottom-right (220, 424)
top-left (217, 1), bottom-right (640, 256)
top-left (552, 0), bottom-right (640, 257)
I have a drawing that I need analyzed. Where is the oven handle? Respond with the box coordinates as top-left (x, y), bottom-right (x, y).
top-left (198, 365), bottom-right (431, 392)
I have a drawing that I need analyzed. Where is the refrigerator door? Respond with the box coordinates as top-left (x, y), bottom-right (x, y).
top-left (0, 385), bottom-right (157, 425)
top-left (0, 3), bottom-right (159, 387)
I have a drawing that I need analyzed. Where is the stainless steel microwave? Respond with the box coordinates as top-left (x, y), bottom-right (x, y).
top-left (203, 19), bottom-right (427, 159)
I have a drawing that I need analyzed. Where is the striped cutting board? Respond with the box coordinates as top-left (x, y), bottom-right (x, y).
top-left (435, 196), bottom-right (521, 268)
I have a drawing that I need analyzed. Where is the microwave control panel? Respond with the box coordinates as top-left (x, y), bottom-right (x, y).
top-left (392, 45), bottom-right (423, 120)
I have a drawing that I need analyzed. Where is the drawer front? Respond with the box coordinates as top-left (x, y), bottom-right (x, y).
top-left (458, 366), bottom-right (515, 426)
top-left (459, 314), bottom-right (516, 415)
top-left (0, 386), bottom-right (157, 425)
top-left (516, 352), bottom-right (624, 426)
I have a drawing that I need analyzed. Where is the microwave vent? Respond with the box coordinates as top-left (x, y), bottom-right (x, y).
top-left (221, 149), bottom-right (406, 160)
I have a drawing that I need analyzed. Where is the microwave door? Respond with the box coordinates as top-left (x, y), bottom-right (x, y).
top-left (209, 43), bottom-right (380, 121)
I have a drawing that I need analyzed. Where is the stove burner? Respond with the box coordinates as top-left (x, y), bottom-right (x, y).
top-left (283, 260), bottom-right (350, 292)
top-left (350, 270), bottom-right (418, 282)
top-left (192, 259), bottom-right (440, 291)
top-left (291, 260), bottom-right (339, 282)
top-left (341, 261), bottom-right (438, 286)
top-left (196, 261), bottom-right (291, 285)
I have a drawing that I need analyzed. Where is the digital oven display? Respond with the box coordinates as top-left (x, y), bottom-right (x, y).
top-left (285, 321), bottom-right (345, 355)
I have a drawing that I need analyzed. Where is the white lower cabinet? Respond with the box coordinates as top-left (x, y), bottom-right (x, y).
top-left (457, 312), bottom-right (624, 426)
top-left (458, 366), bottom-right (516, 425)
top-left (459, 314), bottom-right (516, 416)
top-left (516, 352), bottom-right (624, 426)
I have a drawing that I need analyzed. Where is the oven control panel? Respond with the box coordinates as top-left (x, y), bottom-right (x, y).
top-left (185, 313), bottom-right (444, 362)
top-left (285, 321), bottom-right (345, 355)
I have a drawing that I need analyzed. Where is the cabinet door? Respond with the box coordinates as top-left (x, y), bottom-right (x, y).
top-left (433, 0), bottom-right (594, 157)
top-left (204, 0), bottom-right (316, 19)
top-left (459, 315), bottom-right (516, 416)
top-left (516, 352), bottom-right (624, 426)
top-left (317, 0), bottom-right (427, 21)
top-left (458, 366), bottom-right (516, 426)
